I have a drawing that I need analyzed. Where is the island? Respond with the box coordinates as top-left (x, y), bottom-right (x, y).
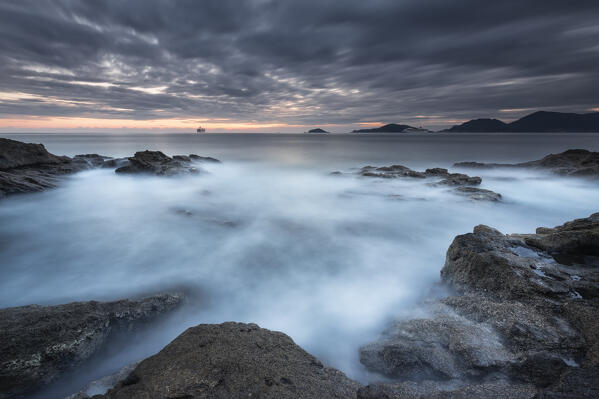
top-left (352, 123), bottom-right (429, 133)
top-left (444, 111), bottom-right (599, 132)
top-left (307, 128), bottom-right (329, 133)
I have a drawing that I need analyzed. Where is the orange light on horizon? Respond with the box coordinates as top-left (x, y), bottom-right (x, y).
top-left (0, 116), bottom-right (306, 131)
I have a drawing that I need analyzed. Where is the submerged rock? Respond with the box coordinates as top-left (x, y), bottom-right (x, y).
top-left (97, 322), bottom-right (360, 399)
top-left (454, 149), bottom-right (599, 178)
top-left (356, 163), bottom-right (502, 201)
top-left (453, 186), bottom-right (502, 201)
top-left (0, 293), bottom-right (183, 399)
top-left (360, 213), bottom-right (599, 397)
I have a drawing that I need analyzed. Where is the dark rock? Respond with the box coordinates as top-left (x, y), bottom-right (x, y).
top-left (453, 186), bottom-right (502, 201)
top-left (0, 138), bottom-right (68, 169)
top-left (308, 128), bottom-right (328, 133)
top-left (435, 173), bottom-right (482, 186)
top-left (361, 214), bottom-right (599, 397)
top-left (0, 293), bottom-right (183, 399)
top-left (97, 322), bottom-right (360, 399)
top-left (358, 381), bottom-right (536, 399)
top-left (115, 151), bottom-right (201, 176)
top-left (0, 139), bottom-right (112, 198)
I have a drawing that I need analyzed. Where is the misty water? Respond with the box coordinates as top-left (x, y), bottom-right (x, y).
top-left (2, 132), bottom-right (599, 397)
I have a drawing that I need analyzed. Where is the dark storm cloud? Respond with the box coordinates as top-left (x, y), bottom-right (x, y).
top-left (1, 0), bottom-right (599, 129)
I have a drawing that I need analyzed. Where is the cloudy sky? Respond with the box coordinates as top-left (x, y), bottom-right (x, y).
top-left (1, 0), bottom-right (598, 132)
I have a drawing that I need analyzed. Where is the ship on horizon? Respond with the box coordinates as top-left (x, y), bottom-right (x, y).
top-left (196, 126), bottom-right (206, 133)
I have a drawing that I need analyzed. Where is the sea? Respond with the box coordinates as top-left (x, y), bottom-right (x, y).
top-left (1, 132), bottom-right (599, 397)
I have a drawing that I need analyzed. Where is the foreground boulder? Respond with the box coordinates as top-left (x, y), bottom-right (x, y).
top-left (0, 138), bottom-right (115, 198)
top-left (115, 151), bottom-right (220, 176)
top-left (454, 149), bottom-right (599, 177)
top-left (97, 322), bottom-right (360, 399)
top-left (360, 213), bottom-right (599, 398)
top-left (0, 293), bottom-right (183, 399)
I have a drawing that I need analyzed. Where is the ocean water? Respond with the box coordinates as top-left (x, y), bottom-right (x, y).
top-left (1, 132), bottom-right (599, 397)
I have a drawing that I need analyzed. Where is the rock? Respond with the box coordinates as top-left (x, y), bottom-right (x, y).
top-left (454, 149), bottom-right (599, 178)
top-left (361, 214), bottom-right (599, 398)
top-left (97, 322), bottom-right (360, 399)
top-left (307, 128), bottom-right (329, 133)
top-left (115, 151), bottom-right (199, 176)
top-left (0, 138), bottom-right (68, 169)
top-left (359, 303), bottom-right (514, 381)
top-left (358, 381), bottom-right (536, 399)
top-left (453, 186), bottom-right (502, 201)
top-left (358, 164), bottom-right (483, 187)
top-left (0, 139), bottom-right (117, 198)
top-left (0, 293), bottom-right (183, 399)
top-left (360, 165), bottom-right (426, 179)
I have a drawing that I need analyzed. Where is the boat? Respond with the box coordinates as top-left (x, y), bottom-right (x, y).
top-left (196, 126), bottom-right (206, 133)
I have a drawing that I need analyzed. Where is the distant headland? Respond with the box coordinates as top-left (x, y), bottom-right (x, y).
top-left (443, 110), bottom-right (599, 132)
top-left (352, 123), bottom-right (429, 133)
top-left (333, 110), bottom-right (599, 134)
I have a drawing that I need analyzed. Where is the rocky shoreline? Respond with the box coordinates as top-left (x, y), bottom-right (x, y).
top-left (1, 138), bottom-right (598, 398)
top-left (34, 213), bottom-right (595, 399)
top-left (0, 138), bottom-right (221, 198)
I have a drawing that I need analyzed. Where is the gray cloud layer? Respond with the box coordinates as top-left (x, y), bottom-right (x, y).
top-left (1, 0), bottom-right (599, 129)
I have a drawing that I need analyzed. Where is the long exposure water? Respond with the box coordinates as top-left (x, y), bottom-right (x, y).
top-left (1, 132), bottom-right (599, 397)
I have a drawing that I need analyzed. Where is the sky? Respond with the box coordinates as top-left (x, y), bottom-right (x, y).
top-left (1, 0), bottom-right (599, 133)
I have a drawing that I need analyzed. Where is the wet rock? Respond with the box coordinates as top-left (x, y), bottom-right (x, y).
top-left (358, 381), bottom-right (536, 399)
top-left (0, 139), bottom-right (112, 198)
top-left (361, 213), bottom-right (599, 397)
top-left (359, 303), bottom-right (514, 381)
top-left (115, 151), bottom-right (201, 176)
top-left (454, 149), bottom-right (599, 178)
top-left (435, 173), bottom-right (482, 186)
top-left (97, 322), bottom-right (360, 399)
top-left (0, 293), bottom-right (183, 399)
top-left (453, 186), bottom-right (502, 201)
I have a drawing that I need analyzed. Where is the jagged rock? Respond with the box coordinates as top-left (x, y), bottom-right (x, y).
top-left (97, 322), bottom-right (360, 399)
top-left (0, 293), bottom-right (183, 399)
top-left (0, 139), bottom-right (116, 198)
top-left (0, 138), bottom-right (68, 169)
top-left (359, 164), bottom-right (482, 186)
top-left (115, 151), bottom-right (220, 176)
top-left (454, 149), bottom-right (599, 178)
top-left (361, 214), bottom-right (599, 398)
